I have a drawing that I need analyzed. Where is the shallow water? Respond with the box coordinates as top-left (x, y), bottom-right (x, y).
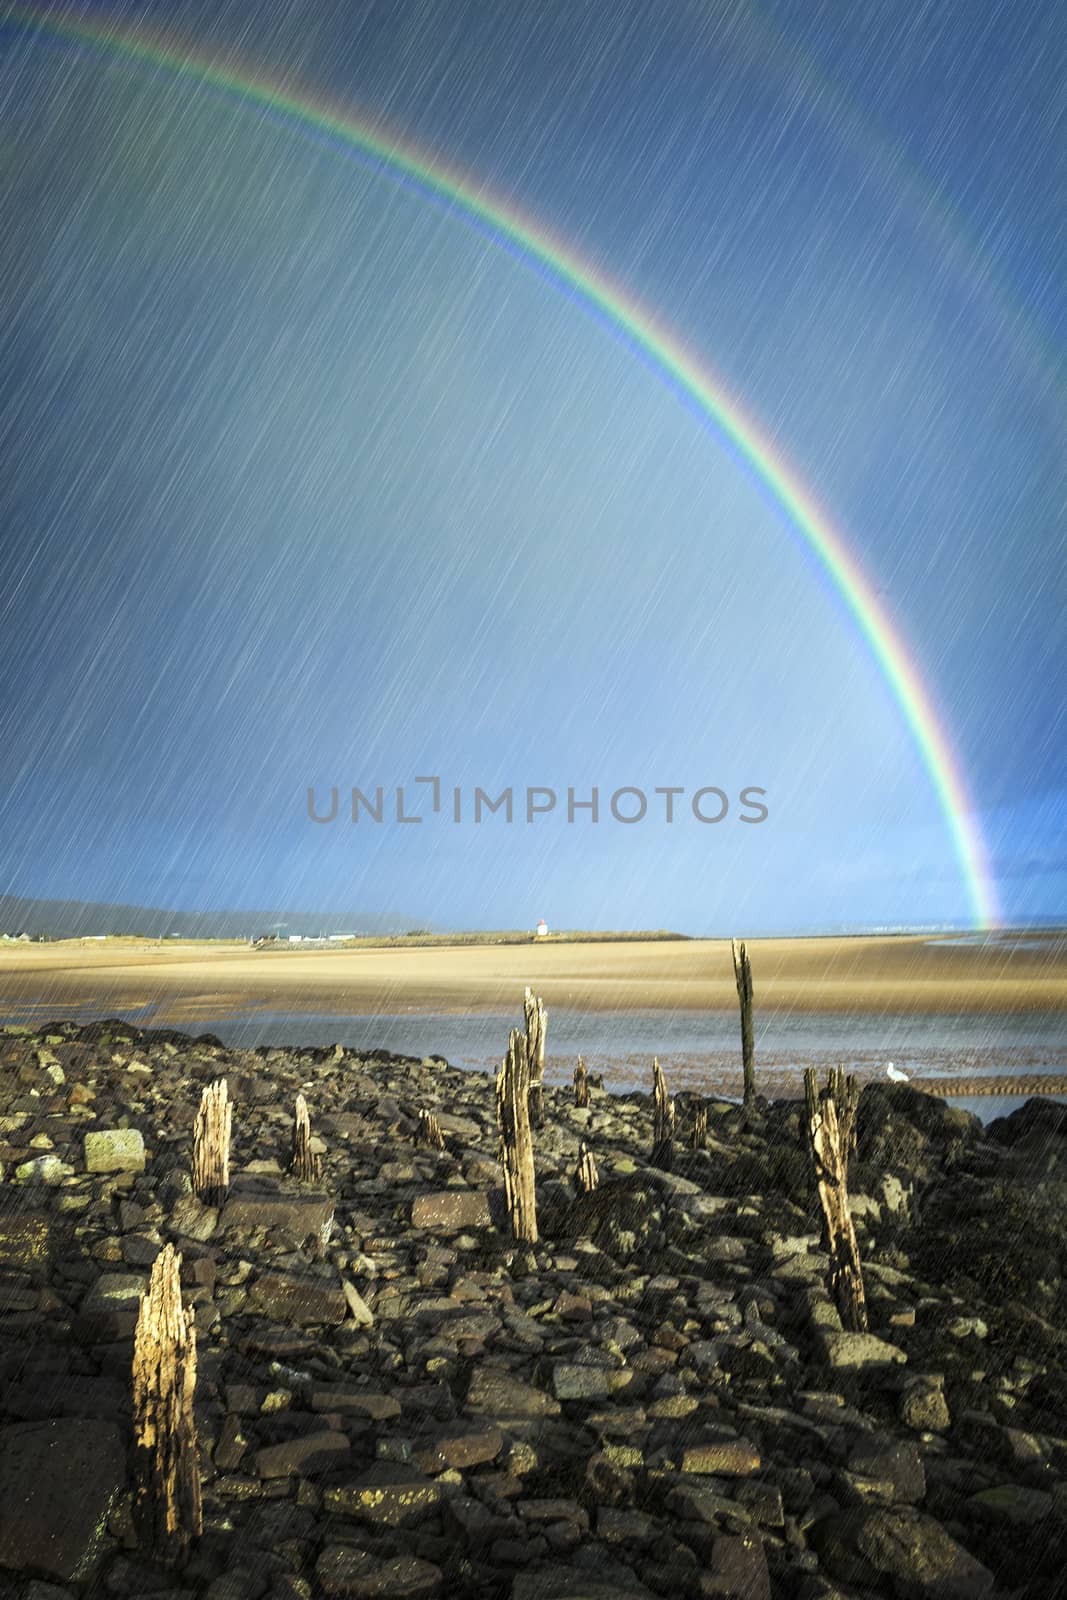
top-left (7, 1000), bottom-right (1066, 1123)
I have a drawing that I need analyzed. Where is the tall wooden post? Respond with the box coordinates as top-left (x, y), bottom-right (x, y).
top-left (573, 1056), bottom-right (589, 1109)
top-left (132, 1244), bottom-right (202, 1560)
top-left (689, 1100), bottom-right (708, 1150)
top-left (803, 1068), bottom-right (867, 1333)
top-left (575, 1142), bottom-right (598, 1194)
top-left (732, 939), bottom-right (755, 1106)
top-left (192, 1078), bottom-right (230, 1207)
top-left (650, 1057), bottom-right (675, 1171)
top-left (415, 1107), bottom-right (445, 1149)
top-left (289, 1093), bottom-right (321, 1182)
top-left (524, 986), bottom-right (547, 1129)
top-left (497, 1028), bottom-right (539, 1243)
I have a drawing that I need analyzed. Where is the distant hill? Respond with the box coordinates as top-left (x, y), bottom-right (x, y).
top-left (0, 896), bottom-right (421, 941)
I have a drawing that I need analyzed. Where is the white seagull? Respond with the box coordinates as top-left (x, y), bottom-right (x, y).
top-left (886, 1061), bottom-right (909, 1083)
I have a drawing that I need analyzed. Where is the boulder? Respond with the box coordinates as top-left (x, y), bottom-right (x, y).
top-left (813, 1508), bottom-right (994, 1597)
top-left (83, 1129), bottom-right (145, 1173)
top-left (219, 1187), bottom-right (335, 1240)
top-left (410, 1190), bottom-right (492, 1231)
top-left (465, 1367), bottom-right (560, 1420)
top-left (0, 1420), bottom-right (125, 1582)
top-left (248, 1271), bottom-right (347, 1326)
top-left (821, 1331), bottom-right (907, 1370)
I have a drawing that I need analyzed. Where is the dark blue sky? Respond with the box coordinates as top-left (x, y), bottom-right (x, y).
top-left (0, 0), bottom-right (1062, 932)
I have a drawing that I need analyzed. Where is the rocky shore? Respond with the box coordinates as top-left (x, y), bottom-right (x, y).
top-left (0, 1018), bottom-right (1065, 1599)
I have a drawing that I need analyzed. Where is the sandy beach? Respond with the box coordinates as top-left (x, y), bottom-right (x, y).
top-left (0, 931), bottom-right (1062, 1026)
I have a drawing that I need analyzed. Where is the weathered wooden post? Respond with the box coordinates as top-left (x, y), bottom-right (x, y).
top-left (732, 938), bottom-right (755, 1106)
top-left (575, 1141), bottom-right (598, 1194)
top-left (524, 986), bottom-right (547, 1128)
top-left (573, 1056), bottom-right (589, 1109)
top-left (803, 1067), bottom-right (868, 1333)
top-left (289, 1093), bottom-right (322, 1182)
top-left (132, 1243), bottom-right (202, 1560)
top-left (689, 1100), bottom-right (708, 1150)
top-left (497, 1028), bottom-right (539, 1243)
top-left (650, 1057), bottom-right (675, 1171)
top-left (192, 1078), bottom-right (230, 1207)
top-left (415, 1107), bottom-right (445, 1150)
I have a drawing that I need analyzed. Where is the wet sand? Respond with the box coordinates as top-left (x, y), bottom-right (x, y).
top-left (0, 931), bottom-right (1062, 1025)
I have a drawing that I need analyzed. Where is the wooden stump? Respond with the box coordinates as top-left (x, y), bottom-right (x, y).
top-left (803, 1067), bottom-right (868, 1333)
top-left (575, 1142), bottom-right (598, 1193)
top-left (192, 1078), bottom-right (230, 1207)
top-left (573, 1056), bottom-right (589, 1109)
top-left (650, 1057), bottom-right (675, 1171)
top-left (415, 1107), bottom-right (445, 1150)
top-left (524, 986), bottom-right (547, 1129)
top-left (496, 1027), bottom-right (539, 1243)
top-left (289, 1093), bottom-right (322, 1182)
top-left (732, 938), bottom-right (755, 1106)
top-left (132, 1243), bottom-right (202, 1560)
top-left (689, 1101), bottom-right (708, 1150)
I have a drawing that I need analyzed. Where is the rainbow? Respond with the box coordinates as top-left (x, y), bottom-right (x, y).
top-left (0, 6), bottom-right (999, 927)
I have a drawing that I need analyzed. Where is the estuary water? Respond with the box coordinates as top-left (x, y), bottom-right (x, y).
top-left (9, 1001), bottom-right (1063, 1124)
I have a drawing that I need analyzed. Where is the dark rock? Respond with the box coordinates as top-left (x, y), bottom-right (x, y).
top-left (323, 1466), bottom-right (442, 1527)
top-left (316, 1550), bottom-right (442, 1599)
top-left (247, 1271), bottom-right (347, 1326)
top-left (254, 1431), bottom-right (350, 1479)
top-left (465, 1367), bottom-right (560, 1420)
top-left (219, 1188), bottom-right (335, 1239)
top-left (0, 1420), bottom-right (125, 1582)
top-left (703, 1532), bottom-right (771, 1599)
top-left (812, 1508), bottom-right (994, 1597)
top-left (847, 1436), bottom-right (926, 1504)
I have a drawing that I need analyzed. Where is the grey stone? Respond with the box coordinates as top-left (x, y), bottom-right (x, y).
top-left (14, 1155), bottom-right (72, 1185)
top-left (84, 1128), bottom-right (145, 1173)
top-left (82, 1272), bottom-right (146, 1309)
top-left (342, 1279), bottom-right (374, 1325)
top-left (900, 1378), bottom-right (950, 1434)
top-left (821, 1331), bottom-right (907, 1370)
top-left (552, 1364), bottom-right (613, 1401)
top-left (170, 1191), bottom-right (218, 1241)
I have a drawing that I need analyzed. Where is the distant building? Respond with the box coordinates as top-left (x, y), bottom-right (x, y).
top-left (536, 918), bottom-right (549, 938)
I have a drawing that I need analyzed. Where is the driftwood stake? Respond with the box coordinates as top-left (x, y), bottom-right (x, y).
top-left (575, 1142), bottom-right (599, 1193)
top-left (497, 1027), bottom-right (539, 1243)
top-left (650, 1057), bottom-right (675, 1171)
top-left (415, 1107), bottom-right (445, 1150)
top-left (573, 1056), bottom-right (589, 1109)
top-left (524, 986), bottom-right (547, 1128)
top-left (689, 1101), bottom-right (708, 1150)
top-left (132, 1243), bottom-right (202, 1560)
top-left (732, 938), bottom-right (755, 1106)
top-left (289, 1093), bottom-right (322, 1182)
top-left (192, 1078), bottom-right (230, 1207)
top-left (804, 1067), bottom-right (868, 1332)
